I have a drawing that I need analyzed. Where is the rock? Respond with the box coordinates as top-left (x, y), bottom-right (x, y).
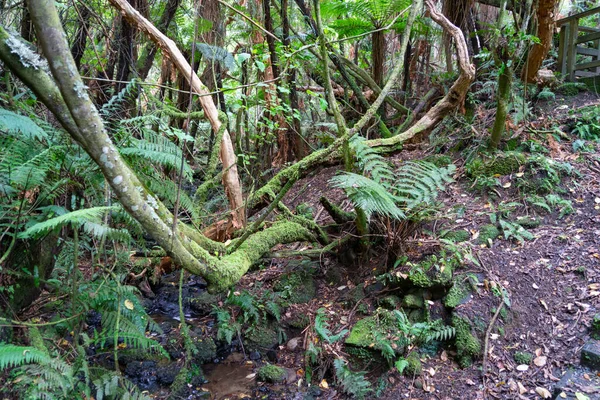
top-left (401, 293), bottom-right (424, 309)
top-left (244, 322), bottom-right (279, 353)
top-left (273, 270), bottom-right (317, 304)
top-left (378, 295), bottom-right (401, 309)
top-left (249, 351), bottom-right (261, 360)
top-left (193, 337), bottom-right (217, 364)
top-left (287, 337), bottom-right (301, 351)
top-left (466, 151), bottom-right (526, 178)
top-left (346, 309), bottom-right (409, 361)
top-left (404, 352), bottom-right (422, 376)
top-left (257, 364), bottom-right (287, 383)
top-left (156, 363), bottom-right (181, 386)
top-left (444, 277), bottom-right (472, 308)
top-left (124, 360), bottom-right (158, 391)
top-left (189, 292), bottom-right (220, 317)
top-left (515, 216), bottom-right (542, 229)
top-left (287, 313), bottom-right (310, 329)
top-left (553, 367), bottom-right (600, 399)
top-left (591, 314), bottom-right (600, 339)
top-left (452, 315), bottom-right (482, 368)
top-left (581, 340), bottom-right (600, 370)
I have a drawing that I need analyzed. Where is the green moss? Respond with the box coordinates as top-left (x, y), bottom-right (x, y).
top-left (245, 323), bottom-right (279, 352)
top-left (514, 351), bottom-right (533, 365)
top-left (295, 203), bottom-right (314, 219)
top-left (378, 295), bottom-right (400, 310)
top-left (422, 154), bottom-right (452, 167)
top-left (452, 315), bottom-right (481, 368)
top-left (404, 352), bottom-right (422, 376)
top-left (444, 278), bottom-right (471, 308)
top-left (274, 269), bottom-right (316, 304)
top-left (190, 292), bottom-right (220, 316)
top-left (401, 293), bottom-right (424, 309)
top-left (477, 224), bottom-right (500, 245)
top-left (466, 152), bottom-right (526, 178)
top-left (514, 216), bottom-right (541, 229)
top-left (444, 229), bottom-right (470, 243)
top-left (345, 309), bottom-right (409, 357)
top-left (592, 314), bottom-right (600, 339)
top-left (557, 82), bottom-right (587, 96)
top-left (408, 253), bottom-right (455, 288)
top-left (192, 337), bottom-right (217, 364)
top-left (257, 364), bottom-right (287, 383)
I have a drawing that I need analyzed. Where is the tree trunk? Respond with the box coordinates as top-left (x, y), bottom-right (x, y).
top-left (522, 0), bottom-right (556, 82)
top-left (137, 0), bottom-right (181, 80)
top-left (71, 5), bottom-right (91, 70)
top-left (108, 0), bottom-right (245, 228)
top-left (372, 30), bottom-right (385, 87)
top-left (489, 63), bottom-right (512, 150)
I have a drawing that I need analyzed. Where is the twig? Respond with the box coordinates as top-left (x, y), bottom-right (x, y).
top-left (482, 299), bottom-right (505, 392)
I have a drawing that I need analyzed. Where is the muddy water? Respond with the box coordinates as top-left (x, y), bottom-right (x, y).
top-left (202, 354), bottom-right (256, 400)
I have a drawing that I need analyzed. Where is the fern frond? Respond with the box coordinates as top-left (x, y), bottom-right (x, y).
top-left (0, 345), bottom-right (50, 369)
top-left (333, 358), bottom-right (372, 400)
top-left (425, 325), bottom-right (456, 342)
top-left (331, 172), bottom-right (405, 220)
top-left (19, 206), bottom-right (117, 239)
top-left (0, 108), bottom-right (48, 140)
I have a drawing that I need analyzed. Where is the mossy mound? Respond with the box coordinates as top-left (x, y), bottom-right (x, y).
top-left (514, 351), bottom-right (533, 365)
top-left (287, 313), bottom-right (310, 330)
top-left (192, 337), bottom-right (217, 364)
top-left (404, 352), bottom-right (422, 376)
top-left (422, 154), bottom-right (453, 168)
top-left (401, 293), bottom-right (424, 309)
top-left (244, 322), bottom-right (279, 352)
top-left (444, 277), bottom-right (473, 308)
top-left (557, 82), bottom-right (587, 96)
top-left (452, 315), bottom-right (482, 368)
top-left (592, 314), bottom-right (600, 339)
top-left (477, 224), bottom-right (500, 245)
top-left (274, 270), bottom-right (316, 304)
top-left (257, 364), bottom-right (287, 383)
top-left (407, 253), bottom-right (456, 289)
top-left (378, 295), bottom-right (400, 310)
top-left (515, 216), bottom-right (541, 229)
top-left (466, 152), bottom-right (526, 178)
top-left (443, 229), bottom-right (470, 243)
top-left (345, 309), bottom-right (410, 359)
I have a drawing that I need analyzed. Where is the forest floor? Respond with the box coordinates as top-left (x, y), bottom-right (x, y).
top-left (130, 92), bottom-right (600, 400)
top-left (16, 92), bottom-right (600, 400)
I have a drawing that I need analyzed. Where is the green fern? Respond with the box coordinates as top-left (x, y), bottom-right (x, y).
top-left (19, 206), bottom-right (118, 239)
top-left (333, 358), bottom-right (372, 400)
top-left (315, 308), bottom-right (348, 343)
top-left (0, 108), bottom-right (48, 140)
top-left (0, 344), bottom-right (50, 369)
top-left (425, 325), bottom-right (456, 342)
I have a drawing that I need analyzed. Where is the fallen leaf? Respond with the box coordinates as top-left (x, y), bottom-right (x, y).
top-left (536, 387), bottom-right (551, 398)
top-left (427, 367), bottom-right (436, 377)
top-left (516, 364), bottom-right (529, 371)
top-left (440, 351), bottom-right (448, 361)
top-left (534, 356), bottom-right (547, 367)
top-left (124, 299), bottom-right (134, 310)
top-left (245, 373), bottom-right (256, 379)
top-left (490, 333), bottom-right (499, 340)
top-left (532, 283), bottom-right (539, 289)
top-left (319, 379), bottom-right (329, 389)
top-left (540, 299), bottom-right (549, 310)
top-left (575, 393), bottom-right (591, 400)
top-left (518, 381), bottom-right (527, 394)
top-left (559, 392), bottom-right (567, 398)
top-left (503, 182), bottom-right (512, 188)
top-left (466, 379), bottom-right (476, 386)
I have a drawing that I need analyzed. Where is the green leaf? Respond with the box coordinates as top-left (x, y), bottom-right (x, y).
top-left (255, 60), bottom-right (266, 72)
top-left (395, 358), bottom-right (409, 374)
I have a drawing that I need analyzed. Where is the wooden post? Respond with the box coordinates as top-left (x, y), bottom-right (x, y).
top-left (567, 20), bottom-right (579, 81)
top-left (558, 24), bottom-right (567, 75)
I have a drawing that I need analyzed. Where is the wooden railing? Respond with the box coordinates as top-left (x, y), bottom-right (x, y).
top-left (557, 6), bottom-right (600, 81)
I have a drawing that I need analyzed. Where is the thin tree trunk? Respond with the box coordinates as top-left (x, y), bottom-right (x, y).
top-left (108, 0), bottom-right (246, 228)
top-left (522, 0), bottom-right (556, 82)
top-left (372, 29), bottom-right (385, 87)
top-left (71, 5), bottom-right (91, 70)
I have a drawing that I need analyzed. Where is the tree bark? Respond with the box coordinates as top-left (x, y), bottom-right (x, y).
top-left (71, 5), bottom-right (91, 70)
top-left (108, 0), bottom-right (246, 228)
top-left (521, 0), bottom-right (556, 83)
top-left (372, 29), bottom-right (385, 87)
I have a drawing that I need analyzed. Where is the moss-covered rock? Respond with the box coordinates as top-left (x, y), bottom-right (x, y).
top-left (401, 293), bottom-right (424, 309)
top-left (514, 351), bottom-right (533, 365)
top-left (190, 292), bottom-right (220, 316)
top-left (274, 270), bottom-right (316, 304)
top-left (515, 216), bottom-right (541, 229)
top-left (257, 364), bottom-right (287, 383)
top-left (407, 253), bottom-right (455, 289)
top-left (345, 309), bottom-right (410, 359)
top-left (467, 152), bottom-right (526, 178)
top-left (444, 229), bottom-right (471, 243)
top-left (245, 323), bottom-right (279, 353)
top-left (405, 352), bottom-right (422, 376)
top-left (378, 295), bottom-right (401, 310)
top-left (557, 82), bottom-right (587, 96)
top-left (477, 224), bottom-right (500, 245)
top-left (592, 314), bottom-right (600, 339)
top-left (452, 315), bottom-right (482, 368)
top-left (192, 337), bottom-right (217, 364)
top-left (444, 278), bottom-right (472, 308)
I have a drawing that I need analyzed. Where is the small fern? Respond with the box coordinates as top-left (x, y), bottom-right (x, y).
top-left (333, 358), bottom-right (372, 400)
top-left (425, 325), bottom-right (456, 342)
top-left (314, 308), bottom-right (348, 343)
top-left (0, 344), bottom-right (50, 369)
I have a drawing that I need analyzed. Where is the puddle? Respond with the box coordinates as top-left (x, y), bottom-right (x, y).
top-left (202, 354), bottom-right (256, 400)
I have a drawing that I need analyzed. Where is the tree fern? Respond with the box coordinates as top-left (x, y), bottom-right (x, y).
top-left (0, 108), bottom-right (48, 140)
top-left (0, 344), bottom-right (50, 369)
top-left (19, 206), bottom-right (118, 239)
